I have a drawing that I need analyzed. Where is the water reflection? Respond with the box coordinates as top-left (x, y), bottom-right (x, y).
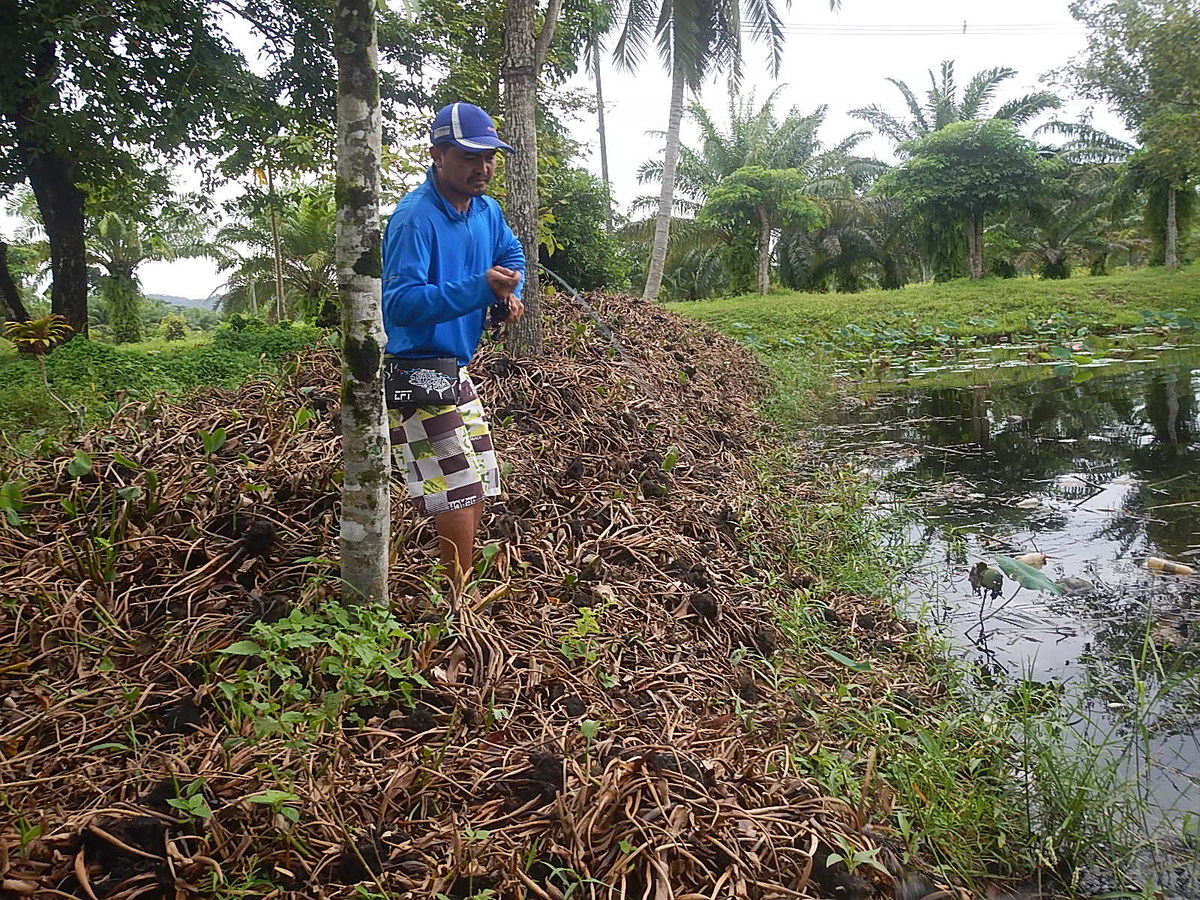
top-left (820, 349), bottom-right (1200, 894)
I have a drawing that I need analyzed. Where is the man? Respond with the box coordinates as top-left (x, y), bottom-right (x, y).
top-left (382, 101), bottom-right (525, 591)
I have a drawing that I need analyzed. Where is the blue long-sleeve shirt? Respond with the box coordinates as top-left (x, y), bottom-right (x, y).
top-left (382, 167), bottom-right (525, 365)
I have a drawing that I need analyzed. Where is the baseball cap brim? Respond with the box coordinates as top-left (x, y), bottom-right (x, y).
top-left (437, 134), bottom-right (516, 153)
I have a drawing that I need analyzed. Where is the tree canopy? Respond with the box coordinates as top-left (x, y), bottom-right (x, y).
top-left (878, 119), bottom-right (1050, 279)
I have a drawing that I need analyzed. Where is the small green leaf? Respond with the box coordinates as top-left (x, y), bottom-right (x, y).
top-left (661, 447), bottom-right (680, 472)
top-left (67, 450), bottom-right (93, 477)
top-left (247, 789), bottom-right (300, 805)
top-left (221, 640), bottom-right (263, 656)
top-left (113, 452), bottom-right (139, 469)
top-left (87, 742), bottom-right (130, 752)
top-left (580, 719), bottom-right (601, 740)
top-left (824, 648), bottom-right (873, 672)
top-left (198, 427), bottom-right (227, 456)
top-left (116, 486), bottom-right (141, 502)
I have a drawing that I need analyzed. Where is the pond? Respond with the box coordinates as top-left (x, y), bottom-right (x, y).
top-left (820, 339), bottom-right (1200, 897)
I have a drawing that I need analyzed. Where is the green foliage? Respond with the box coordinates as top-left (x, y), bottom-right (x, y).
top-left (850, 60), bottom-right (1061, 147)
top-left (216, 599), bottom-right (429, 740)
top-left (700, 166), bottom-right (823, 230)
top-left (879, 120), bottom-right (1050, 223)
top-left (210, 320), bottom-right (323, 357)
top-left (215, 184), bottom-right (337, 324)
top-left (0, 324), bottom-right (322, 439)
top-left (160, 315), bottom-right (187, 341)
top-left (668, 265), bottom-right (1200, 350)
top-left (539, 167), bottom-right (625, 291)
top-left (3, 314), bottom-right (73, 355)
top-left (384, 0), bottom-right (599, 114)
top-left (100, 272), bottom-right (144, 344)
top-left (1068, 0), bottom-right (1200, 131)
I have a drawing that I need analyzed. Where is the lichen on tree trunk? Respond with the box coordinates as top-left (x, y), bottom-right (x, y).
top-left (333, 0), bottom-right (390, 605)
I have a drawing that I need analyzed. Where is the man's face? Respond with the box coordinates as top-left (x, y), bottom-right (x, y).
top-left (431, 144), bottom-right (498, 200)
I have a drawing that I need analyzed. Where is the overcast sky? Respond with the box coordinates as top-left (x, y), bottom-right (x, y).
top-left (134, 0), bottom-right (1128, 296)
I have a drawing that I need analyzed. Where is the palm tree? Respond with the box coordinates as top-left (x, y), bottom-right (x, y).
top-left (214, 186), bottom-right (337, 324)
top-left (634, 89), bottom-right (884, 295)
top-left (1042, 121), bottom-right (1191, 271)
top-left (852, 63), bottom-right (1060, 283)
top-left (87, 198), bottom-right (208, 343)
top-left (850, 61), bottom-right (1061, 148)
top-left (581, 3), bottom-right (618, 233)
top-left (614, 0), bottom-right (838, 302)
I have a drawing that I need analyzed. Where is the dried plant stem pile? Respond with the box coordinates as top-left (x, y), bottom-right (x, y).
top-left (2, 294), bottom-right (944, 899)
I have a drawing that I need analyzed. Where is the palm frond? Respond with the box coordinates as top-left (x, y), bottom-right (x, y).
top-left (992, 91), bottom-right (1062, 126)
top-left (960, 66), bottom-right (1016, 119)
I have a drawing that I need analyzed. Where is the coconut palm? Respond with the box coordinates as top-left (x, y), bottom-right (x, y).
top-left (851, 61), bottom-right (1062, 148)
top-left (214, 186), bottom-right (337, 324)
top-left (614, 0), bottom-right (839, 301)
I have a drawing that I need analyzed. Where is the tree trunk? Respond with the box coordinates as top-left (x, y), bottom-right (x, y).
top-left (964, 212), bottom-right (984, 280)
top-left (755, 204), bottom-right (771, 294)
top-left (0, 241), bottom-right (31, 322)
top-left (501, 0), bottom-right (560, 358)
top-left (1165, 185), bottom-right (1179, 271)
top-left (104, 267), bottom-right (144, 343)
top-left (333, 0), bottom-right (390, 605)
top-left (642, 65), bottom-right (686, 302)
top-left (267, 163), bottom-right (287, 321)
top-left (594, 53), bottom-right (612, 234)
top-left (15, 40), bottom-right (88, 337)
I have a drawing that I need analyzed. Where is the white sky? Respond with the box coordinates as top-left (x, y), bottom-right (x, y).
top-left (42, 0), bottom-right (1133, 298)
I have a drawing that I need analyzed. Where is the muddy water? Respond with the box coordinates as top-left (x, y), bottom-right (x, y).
top-left (820, 342), bottom-right (1200, 896)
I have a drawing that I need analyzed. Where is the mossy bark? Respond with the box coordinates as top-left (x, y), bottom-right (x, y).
top-left (333, 0), bottom-right (390, 604)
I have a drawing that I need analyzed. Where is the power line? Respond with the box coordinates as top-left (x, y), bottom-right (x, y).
top-left (739, 22), bottom-right (1087, 36)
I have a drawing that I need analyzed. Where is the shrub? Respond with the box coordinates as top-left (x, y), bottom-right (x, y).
top-left (161, 315), bottom-right (188, 341)
top-left (210, 321), bottom-right (324, 357)
top-left (43, 338), bottom-right (182, 398)
top-left (156, 346), bottom-right (262, 388)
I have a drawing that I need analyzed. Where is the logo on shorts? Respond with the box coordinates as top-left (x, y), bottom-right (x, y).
top-left (409, 367), bottom-right (455, 400)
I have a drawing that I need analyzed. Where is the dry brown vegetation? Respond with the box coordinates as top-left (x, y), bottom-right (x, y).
top-left (1, 294), bottom-right (943, 899)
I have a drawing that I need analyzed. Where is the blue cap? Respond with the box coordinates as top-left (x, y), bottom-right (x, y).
top-left (430, 102), bottom-right (515, 152)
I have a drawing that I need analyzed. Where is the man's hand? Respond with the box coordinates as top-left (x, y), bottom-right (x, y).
top-left (501, 294), bottom-right (525, 324)
top-left (485, 265), bottom-right (522, 300)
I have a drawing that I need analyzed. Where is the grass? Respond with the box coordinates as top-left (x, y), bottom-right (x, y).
top-left (0, 323), bottom-right (325, 448)
top-left (744, 444), bottom-right (1151, 890)
top-left (668, 266), bottom-right (1200, 343)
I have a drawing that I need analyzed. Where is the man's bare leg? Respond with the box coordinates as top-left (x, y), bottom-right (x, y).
top-left (433, 502), bottom-right (484, 595)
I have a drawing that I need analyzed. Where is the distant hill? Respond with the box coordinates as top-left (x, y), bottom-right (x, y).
top-left (148, 293), bottom-right (219, 310)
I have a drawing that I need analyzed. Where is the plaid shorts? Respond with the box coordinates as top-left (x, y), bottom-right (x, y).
top-left (388, 371), bottom-right (501, 516)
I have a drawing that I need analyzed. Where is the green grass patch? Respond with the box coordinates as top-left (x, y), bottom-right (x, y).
top-left (669, 266), bottom-right (1200, 346)
top-left (0, 322), bottom-right (326, 446)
